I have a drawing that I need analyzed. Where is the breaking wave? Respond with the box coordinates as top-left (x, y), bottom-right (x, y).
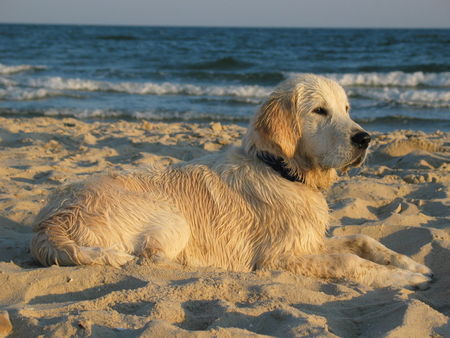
top-left (347, 87), bottom-right (450, 108)
top-left (1, 70), bottom-right (449, 109)
top-left (0, 63), bottom-right (46, 75)
top-left (288, 71), bottom-right (450, 88)
top-left (37, 108), bottom-right (250, 121)
top-left (25, 77), bottom-right (271, 98)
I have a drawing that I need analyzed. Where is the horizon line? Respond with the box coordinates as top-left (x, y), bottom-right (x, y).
top-left (0, 21), bottom-right (449, 30)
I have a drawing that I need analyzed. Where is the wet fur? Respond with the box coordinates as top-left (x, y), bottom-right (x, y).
top-left (31, 74), bottom-right (432, 288)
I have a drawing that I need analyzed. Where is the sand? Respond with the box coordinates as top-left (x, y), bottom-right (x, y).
top-left (0, 117), bottom-right (448, 337)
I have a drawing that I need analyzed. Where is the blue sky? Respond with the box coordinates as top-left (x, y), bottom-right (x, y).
top-left (1, 0), bottom-right (449, 28)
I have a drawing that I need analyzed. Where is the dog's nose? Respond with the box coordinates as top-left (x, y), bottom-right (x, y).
top-left (351, 131), bottom-right (371, 149)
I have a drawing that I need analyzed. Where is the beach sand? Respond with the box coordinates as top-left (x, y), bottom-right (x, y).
top-left (0, 117), bottom-right (448, 337)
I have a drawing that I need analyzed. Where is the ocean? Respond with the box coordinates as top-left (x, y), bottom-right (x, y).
top-left (0, 24), bottom-right (449, 132)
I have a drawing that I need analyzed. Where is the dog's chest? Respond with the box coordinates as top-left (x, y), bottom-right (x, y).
top-left (257, 188), bottom-right (329, 255)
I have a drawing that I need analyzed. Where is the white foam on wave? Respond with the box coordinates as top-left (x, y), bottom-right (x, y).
top-left (41, 108), bottom-right (250, 121)
top-left (0, 63), bottom-right (47, 75)
top-left (3, 74), bottom-right (449, 108)
top-left (0, 87), bottom-right (75, 101)
top-left (287, 71), bottom-right (450, 88)
top-left (0, 77), bottom-right (17, 86)
top-left (348, 87), bottom-right (450, 108)
top-left (43, 108), bottom-right (123, 119)
top-left (132, 110), bottom-right (249, 121)
top-left (28, 77), bottom-right (271, 98)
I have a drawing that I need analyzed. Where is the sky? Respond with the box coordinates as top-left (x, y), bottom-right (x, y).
top-left (1, 0), bottom-right (449, 28)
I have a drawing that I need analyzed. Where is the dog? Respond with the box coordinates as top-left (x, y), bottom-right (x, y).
top-left (30, 74), bottom-right (432, 289)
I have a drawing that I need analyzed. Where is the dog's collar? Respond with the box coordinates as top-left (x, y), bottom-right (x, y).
top-left (256, 152), bottom-right (304, 183)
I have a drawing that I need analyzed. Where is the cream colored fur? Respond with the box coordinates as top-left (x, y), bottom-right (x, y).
top-left (30, 74), bottom-right (432, 289)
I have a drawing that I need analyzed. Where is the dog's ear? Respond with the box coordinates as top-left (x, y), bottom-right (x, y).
top-left (254, 91), bottom-right (300, 159)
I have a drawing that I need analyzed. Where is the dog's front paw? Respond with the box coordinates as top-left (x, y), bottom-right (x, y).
top-left (412, 263), bottom-right (433, 279)
top-left (391, 254), bottom-right (433, 278)
top-left (382, 269), bottom-right (432, 290)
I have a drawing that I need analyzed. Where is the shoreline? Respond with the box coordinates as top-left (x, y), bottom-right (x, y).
top-left (0, 116), bottom-right (448, 336)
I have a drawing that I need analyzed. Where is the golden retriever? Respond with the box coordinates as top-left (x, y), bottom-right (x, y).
top-left (30, 74), bottom-right (432, 289)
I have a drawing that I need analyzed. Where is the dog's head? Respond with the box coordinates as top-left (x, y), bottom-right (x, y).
top-left (245, 74), bottom-right (370, 185)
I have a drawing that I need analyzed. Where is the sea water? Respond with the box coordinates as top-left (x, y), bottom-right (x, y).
top-left (0, 24), bottom-right (449, 132)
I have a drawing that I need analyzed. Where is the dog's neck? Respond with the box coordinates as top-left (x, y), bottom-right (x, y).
top-left (256, 151), bottom-right (305, 183)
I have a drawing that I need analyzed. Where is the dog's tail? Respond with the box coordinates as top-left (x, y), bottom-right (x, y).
top-left (30, 210), bottom-right (134, 267)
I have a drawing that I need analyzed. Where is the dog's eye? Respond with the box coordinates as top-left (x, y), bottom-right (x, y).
top-left (313, 107), bottom-right (328, 116)
top-left (345, 105), bottom-right (349, 112)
